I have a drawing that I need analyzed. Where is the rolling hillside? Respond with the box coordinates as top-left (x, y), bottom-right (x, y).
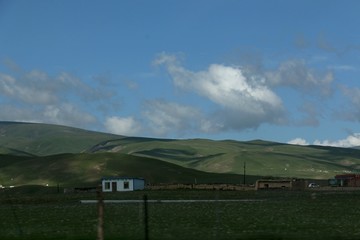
top-left (0, 121), bottom-right (360, 186)
top-left (0, 152), bottom-right (252, 187)
top-left (0, 121), bottom-right (120, 156)
top-left (89, 138), bottom-right (360, 179)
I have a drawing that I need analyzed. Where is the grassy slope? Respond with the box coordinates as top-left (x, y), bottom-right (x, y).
top-left (91, 138), bottom-right (360, 179)
top-left (0, 153), bottom-right (251, 187)
top-left (1, 122), bottom-right (360, 183)
top-left (0, 146), bottom-right (35, 156)
top-left (0, 121), bottom-right (121, 156)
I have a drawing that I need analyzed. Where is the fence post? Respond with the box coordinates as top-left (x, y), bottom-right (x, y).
top-left (143, 194), bottom-right (149, 240)
top-left (97, 185), bottom-right (104, 240)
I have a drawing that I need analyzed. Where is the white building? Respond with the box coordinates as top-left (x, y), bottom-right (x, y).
top-left (101, 177), bottom-right (145, 192)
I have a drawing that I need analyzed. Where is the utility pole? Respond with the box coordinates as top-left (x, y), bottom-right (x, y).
top-left (97, 185), bottom-right (104, 240)
top-left (143, 194), bottom-right (149, 240)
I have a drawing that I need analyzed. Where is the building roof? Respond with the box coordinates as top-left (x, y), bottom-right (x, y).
top-left (101, 177), bottom-right (145, 181)
top-left (256, 178), bottom-right (301, 182)
top-left (335, 174), bottom-right (360, 179)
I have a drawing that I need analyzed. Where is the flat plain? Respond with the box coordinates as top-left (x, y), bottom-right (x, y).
top-left (1, 187), bottom-right (360, 240)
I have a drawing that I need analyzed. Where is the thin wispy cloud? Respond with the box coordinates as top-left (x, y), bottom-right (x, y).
top-left (265, 59), bottom-right (334, 98)
top-left (317, 34), bottom-right (360, 56)
top-left (336, 86), bottom-right (360, 122)
top-left (327, 65), bottom-right (357, 71)
top-left (142, 99), bottom-right (203, 136)
top-left (0, 66), bottom-right (117, 128)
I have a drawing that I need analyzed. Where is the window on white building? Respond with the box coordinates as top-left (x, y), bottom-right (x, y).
top-left (104, 181), bottom-right (111, 190)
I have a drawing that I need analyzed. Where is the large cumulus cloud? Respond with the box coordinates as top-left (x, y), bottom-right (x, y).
top-left (153, 53), bottom-right (286, 132)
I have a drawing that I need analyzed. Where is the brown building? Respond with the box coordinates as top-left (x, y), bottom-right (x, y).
top-left (255, 178), bottom-right (306, 190)
top-left (334, 174), bottom-right (360, 187)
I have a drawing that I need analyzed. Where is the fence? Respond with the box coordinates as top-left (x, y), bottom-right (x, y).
top-left (2, 188), bottom-right (360, 239)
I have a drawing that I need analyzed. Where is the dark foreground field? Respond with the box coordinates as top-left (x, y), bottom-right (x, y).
top-left (1, 187), bottom-right (360, 240)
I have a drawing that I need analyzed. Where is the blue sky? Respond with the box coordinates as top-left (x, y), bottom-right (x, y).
top-left (1, 0), bottom-right (360, 147)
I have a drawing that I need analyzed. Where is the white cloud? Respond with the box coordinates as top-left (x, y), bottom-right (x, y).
top-left (0, 72), bottom-right (57, 104)
top-left (0, 64), bottom-right (118, 129)
top-left (287, 138), bottom-right (309, 146)
top-left (104, 116), bottom-right (142, 136)
top-left (154, 53), bottom-right (286, 131)
top-left (142, 100), bottom-right (202, 136)
top-left (337, 86), bottom-right (360, 122)
top-left (124, 79), bottom-right (139, 90)
top-left (265, 59), bottom-right (334, 97)
top-left (341, 86), bottom-right (360, 106)
top-left (154, 54), bottom-right (337, 133)
top-left (328, 65), bottom-right (356, 71)
top-left (153, 52), bottom-right (180, 67)
top-left (0, 66), bottom-right (116, 105)
top-left (262, 59), bottom-right (335, 126)
top-left (289, 134), bottom-right (360, 148)
top-left (0, 104), bottom-right (40, 122)
top-left (316, 35), bottom-right (360, 56)
top-left (43, 104), bottom-right (97, 126)
top-left (314, 133), bottom-right (360, 148)
top-left (296, 101), bottom-right (321, 126)
top-left (0, 103), bottom-right (97, 128)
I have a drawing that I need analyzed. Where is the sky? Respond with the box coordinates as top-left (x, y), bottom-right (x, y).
top-left (0, 0), bottom-right (360, 147)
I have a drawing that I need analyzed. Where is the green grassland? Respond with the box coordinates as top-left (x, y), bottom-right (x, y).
top-left (1, 187), bottom-right (360, 240)
top-left (90, 137), bottom-right (360, 179)
top-left (0, 122), bottom-right (120, 156)
top-left (1, 121), bottom-right (360, 187)
top-left (0, 153), bottom-right (256, 187)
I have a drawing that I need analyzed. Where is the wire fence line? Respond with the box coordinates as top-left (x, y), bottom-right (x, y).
top-left (92, 194), bottom-right (260, 240)
top-left (81, 199), bottom-right (264, 204)
top-left (3, 189), bottom-right (360, 239)
top-left (1, 192), bottom-right (264, 240)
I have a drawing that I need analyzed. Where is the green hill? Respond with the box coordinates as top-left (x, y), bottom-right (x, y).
top-left (0, 146), bottom-right (35, 156)
top-left (0, 121), bottom-right (120, 156)
top-left (1, 121), bottom-right (360, 186)
top-left (0, 153), bottom-right (252, 187)
top-left (89, 137), bottom-right (360, 179)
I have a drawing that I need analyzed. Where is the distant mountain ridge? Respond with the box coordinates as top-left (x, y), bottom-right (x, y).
top-left (0, 121), bottom-right (360, 186)
top-left (0, 121), bottom-right (121, 156)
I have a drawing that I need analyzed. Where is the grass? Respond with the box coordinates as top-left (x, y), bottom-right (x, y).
top-left (1, 187), bottom-right (360, 239)
top-left (0, 153), bottom-right (256, 187)
top-left (0, 122), bottom-right (120, 156)
top-left (2, 122), bottom-right (360, 181)
top-left (104, 137), bottom-right (360, 179)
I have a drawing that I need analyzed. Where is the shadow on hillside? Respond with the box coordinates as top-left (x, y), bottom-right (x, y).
top-left (136, 148), bottom-right (225, 162)
top-left (87, 137), bottom-right (176, 152)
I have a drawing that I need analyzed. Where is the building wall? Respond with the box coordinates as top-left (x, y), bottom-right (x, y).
top-left (133, 178), bottom-right (145, 190)
top-left (256, 180), bottom-right (292, 190)
top-left (255, 179), bottom-right (306, 190)
top-left (347, 177), bottom-right (360, 187)
top-left (102, 178), bottom-right (145, 192)
top-left (334, 174), bottom-right (360, 187)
